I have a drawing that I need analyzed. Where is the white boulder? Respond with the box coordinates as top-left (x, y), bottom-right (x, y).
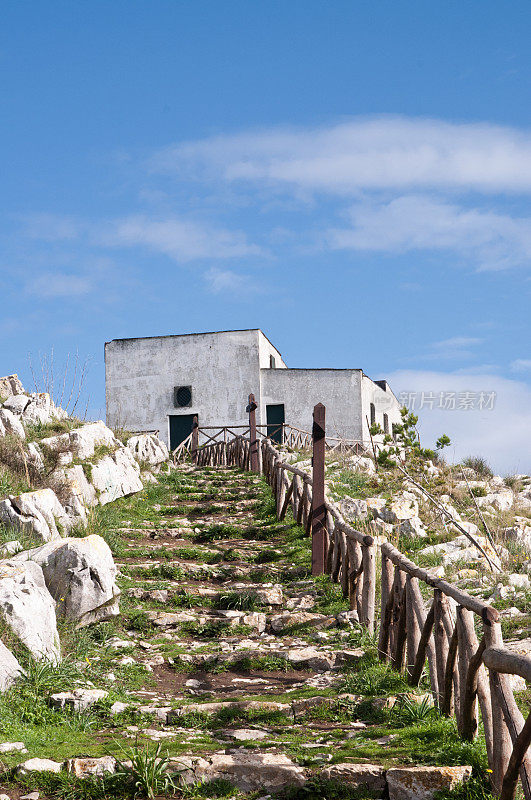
top-left (379, 492), bottom-right (419, 523)
top-left (40, 420), bottom-right (117, 461)
top-left (340, 497), bottom-right (368, 519)
top-left (0, 488), bottom-right (70, 542)
top-left (0, 374), bottom-right (25, 399)
top-left (398, 517), bottom-right (427, 538)
top-left (53, 464), bottom-right (97, 524)
top-left (477, 489), bottom-right (514, 512)
top-left (0, 561), bottom-right (60, 661)
top-left (127, 433), bottom-right (169, 466)
top-left (0, 408), bottom-right (25, 439)
top-left (0, 640), bottom-right (24, 691)
top-left (90, 447), bottom-right (143, 505)
top-left (12, 535), bottom-right (120, 627)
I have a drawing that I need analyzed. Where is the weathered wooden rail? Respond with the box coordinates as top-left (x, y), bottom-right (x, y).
top-left (170, 399), bottom-right (531, 799)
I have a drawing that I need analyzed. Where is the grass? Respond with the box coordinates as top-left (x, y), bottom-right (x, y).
top-left (462, 457), bottom-right (494, 479)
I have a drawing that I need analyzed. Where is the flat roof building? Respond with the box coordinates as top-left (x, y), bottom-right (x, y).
top-left (105, 329), bottom-right (401, 450)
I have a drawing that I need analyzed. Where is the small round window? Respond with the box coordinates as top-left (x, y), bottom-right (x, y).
top-left (174, 386), bottom-right (192, 407)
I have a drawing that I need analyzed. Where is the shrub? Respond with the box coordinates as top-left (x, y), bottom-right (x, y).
top-left (462, 456), bottom-right (493, 478)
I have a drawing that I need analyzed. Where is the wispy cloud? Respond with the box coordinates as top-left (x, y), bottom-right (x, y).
top-left (327, 196), bottom-right (531, 270)
top-left (26, 272), bottom-right (92, 298)
top-left (154, 116), bottom-right (531, 195)
top-left (100, 215), bottom-right (263, 262)
top-left (25, 213), bottom-right (263, 264)
top-left (510, 358), bottom-right (531, 372)
top-left (433, 336), bottom-right (483, 350)
top-left (204, 267), bottom-right (262, 295)
top-left (388, 369), bottom-right (531, 473)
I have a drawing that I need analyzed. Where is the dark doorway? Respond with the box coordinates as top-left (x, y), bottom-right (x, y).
top-left (169, 414), bottom-right (197, 450)
top-left (266, 404), bottom-right (285, 444)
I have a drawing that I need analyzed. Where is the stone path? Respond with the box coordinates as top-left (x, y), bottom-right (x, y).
top-left (1, 465), bottom-right (482, 799)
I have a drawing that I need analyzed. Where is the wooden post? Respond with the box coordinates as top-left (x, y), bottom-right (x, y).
top-left (434, 589), bottom-right (450, 709)
top-left (247, 394), bottom-right (259, 472)
top-left (191, 415), bottom-right (199, 464)
top-left (406, 575), bottom-right (421, 681)
top-left (311, 403), bottom-right (326, 576)
top-left (484, 620), bottom-right (512, 795)
top-left (378, 553), bottom-right (394, 661)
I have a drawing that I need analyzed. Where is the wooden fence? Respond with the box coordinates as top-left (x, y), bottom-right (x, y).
top-left (170, 402), bottom-right (531, 800)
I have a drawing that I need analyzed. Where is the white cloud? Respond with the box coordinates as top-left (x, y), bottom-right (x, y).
top-left (204, 267), bottom-right (262, 295)
top-left (387, 369), bottom-right (531, 474)
top-left (154, 116), bottom-right (531, 194)
top-left (511, 359), bottom-right (531, 372)
top-left (432, 337), bottom-right (483, 350)
top-left (328, 196), bottom-right (531, 270)
top-left (26, 272), bottom-right (92, 298)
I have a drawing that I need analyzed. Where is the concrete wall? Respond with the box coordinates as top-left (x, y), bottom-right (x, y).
top-left (105, 330), bottom-right (263, 446)
top-left (360, 374), bottom-right (403, 445)
top-left (257, 331), bottom-right (286, 371)
top-left (260, 368), bottom-right (364, 440)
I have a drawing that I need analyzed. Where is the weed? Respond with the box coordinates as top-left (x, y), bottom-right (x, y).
top-left (462, 457), bottom-right (493, 479)
top-left (115, 740), bottom-right (176, 799)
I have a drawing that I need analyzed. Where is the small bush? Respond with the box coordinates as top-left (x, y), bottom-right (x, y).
top-left (462, 457), bottom-right (493, 478)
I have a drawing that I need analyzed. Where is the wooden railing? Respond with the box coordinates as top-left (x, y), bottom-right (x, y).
top-left (171, 423), bottom-right (370, 462)
top-left (169, 411), bottom-right (531, 799)
top-left (260, 437), bottom-right (377, 632)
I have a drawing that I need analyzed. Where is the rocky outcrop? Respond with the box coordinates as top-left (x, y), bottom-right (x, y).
top-left (0, 561), bottom-right (60, 661)
top-left (127, 433), bottom-right (169, 466)
top-left (90, 446), bottom-right (143, 504)
top-left (178, 752), bottom-right (306, 792)
top-left (39, 420), bottom-right (117, 462)
top-left (320, 763), bottom-right (386, 791)
top-left (0, 488), bottom-right (71, 542)
top-left (0, 374), bottom-right (25, 399)
top-left (0, 407), bottom-right (26, 439)
top-left (53, 464), bottom-right (97, 524)
top-left (12, 535), bottom-right (120, 627)
top-left (2, 392), bottom-right (66, 428)
top-left (386, 765), bottom-right (472, 800)
top-left (0, 639), bottom-right (24, 691)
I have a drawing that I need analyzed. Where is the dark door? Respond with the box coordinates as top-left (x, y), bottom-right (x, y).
top-left (169, 414), bottom-right (196, 450)
top-left (266, 404), bottom-right (285, 444)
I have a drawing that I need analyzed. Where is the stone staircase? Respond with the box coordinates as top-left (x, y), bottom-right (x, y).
top-left (2, 464), bottom-right (478, 799)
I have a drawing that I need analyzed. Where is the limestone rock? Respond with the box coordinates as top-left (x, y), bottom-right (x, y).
top-left (0, 408), bottom-right (25, 439)
top-left (0, 742), bottom-right (27, 753)
top-left (0, 561), bottom-right (60, 661)
top-left (127, 434), bottom-right (169, 466)
top-left (386, 765), bottom-right (472, 800)
top-left (224, 729), bottom-right (270, 741)
top-left (0, 374), bottom-right (25, 399)
top-left (398, 517), bottom-right (427, 538)
top-left (90, 447), bottom-right (143, 505)
top-left (379, 492), bottom-right (419, 523)
top-left (177, 752), bottom-right (306, 792)
top-left (17, 758), bottom-right (62, 775)
top-left (53, 464), bottom-right (97, 524)
top-left (287, 646), bottom-right (335, 672)
top-left (0, 540), bottom-right (23, 557)
top-left (366, 497), bottom-right (387, 515)
top-left (40, 421), bottom-right (116, 461)
top-left (13, 535), bottom-right (120, 627)
top-left (270, 612), bottom-right (328, 633)
top-left (64, 756), bottom-right (116, 777)
top-left (0, 640), bottom-right (24, 692)
top-left (477, 489), bottom-right (514, 512)
top-left (340, 497), bottom-right (368, 519)
top-left (0, 489), bottom-right (70, 543)
top-left (49, 688), bottom-right (108, 711)
top-left (320, 763), bottom-right (386, 791)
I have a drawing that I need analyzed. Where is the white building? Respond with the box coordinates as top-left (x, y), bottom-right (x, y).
top-left (105, 329), bottom-right (402, 450)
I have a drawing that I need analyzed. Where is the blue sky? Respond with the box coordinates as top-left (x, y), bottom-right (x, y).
top-left (1, 1), bottom-right (531, 472)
